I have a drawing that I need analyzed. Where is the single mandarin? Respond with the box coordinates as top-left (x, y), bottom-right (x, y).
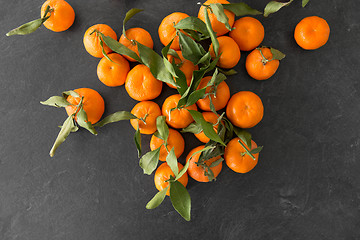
top-left (154, 162), bottom-right (188, 196)
top-left (186, 145), bottom-right (223, 182)
top-left (246, 47), bottom-right (279, 80)
top-left (224, 138), bottom-right (259, 173)
top-left (196, 76), bottom-right (230, 111)
top-left (198, 0), bottom-right (235, 36)
top-left (162, 94), bottom-right (197, 129)
top-left (226, 91), bottom-right (263, 128)
top-left (210, 36), bottom-right (241, 69)
top-left (229, 17), bottom-right (265, 51)
top-left (130, 101), bottom-right (162, 134)
top-left (65, 88), bottom-right (105, 124)
top-left (97, 53), bottom-right (130, 87)
top-left (150, 128), bottom-right (185, 161)
top-left (41, 0), bottom-right (75, 32)
top-left (125, 64), bottom-right (163, 101)
top-left (119, 27), bottom-right (154, 62)
top-left (83, 24), bottom-right (117, 58)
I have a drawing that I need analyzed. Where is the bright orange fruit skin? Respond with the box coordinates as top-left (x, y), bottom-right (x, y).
top-left (198, 0), bottom-right (235, 36)
top-left (97, 53), bottom-right (130, 87)
top-left (65, 88), bottom-right (105, 125)
top-left (158, 12), bottom-right (190, 50)
top-left (224, 138), bottom-right (259, 173)
top-left (125, 64), bottom-right (163, 101)
top-left (162, 94), bottom-right (197, 129)
top-left (150, 128), bottom-right (185, 161)
top-left (154, 162), bottom-right (188, 196)
top-left (83, 24), bottom-right (117, 58)
top-left (246, 48), bottom-right (279, 80)
top-left (130, 101), bottom-right (162, 135)
top-left (196, 76), bottom-right (230, 111)
top-left (226, 91), bottom-right (263, 129)
top-left (210, 36), bottom-right (241, 69)
top-left (41, 0), bottom-right (75, 32)
top-left (294, 16), bottom-right (330, 50)
top-left (119, 27), bottom-right (154, 62)
top-left (194, 112), bottom-right (219, 143)
top-left (186, 145), bottom-right (223, 182)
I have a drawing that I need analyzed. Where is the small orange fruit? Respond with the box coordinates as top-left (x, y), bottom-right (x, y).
top-left (97, 53), bottom-right (130, 87)
top-left (186, 145), bottom-right (223, 182)
top-left (65, 88), bottom-right (105, 124)
top-left (294, 16), bottom-right (330, 50)
top-left (198, 0), bottom-right (235, 36)
top-left (83, 24), bottom-right (117, 58)
top-left (125, 64), bottom-right (163, 101)
top-left (154, 162), bottom-right (188, 196)
top-left (41, 0), bottom-right (75, 32)
top-left (158, 12), bottom-right (190, 50)
top-left (130, 101), bottom-right (162, 134)
top-left (196, 76), bottom-right (230, 111)
top-left (226, 91), bottom-right (263, 129)
top-left (167, 51), bottom-right (198, 89)
top-left (162, 94), bottom-right (197, 129)
top-left (119, 27), bottom-right (154, 62)
top-left (194, 112), bottom-right (219, 143)
top-left (224, 138), bottom-right (259, 173)
top-left (210, 36), bottom-right (241, 69)
top-left (246, 47), bottom-right (279, 80)
top-left (150, 128), bottom-right (185, 161)
top-left (229, 17), bottom-right (265, 51)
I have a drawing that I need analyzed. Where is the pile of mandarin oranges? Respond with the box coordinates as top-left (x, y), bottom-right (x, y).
top-left (7, 0), bottom-right (330, 221)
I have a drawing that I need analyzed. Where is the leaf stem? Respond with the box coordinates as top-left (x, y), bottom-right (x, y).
top-left (237, 140), bottom-right (256, 160)
top-left (258, 47), bottom-right (270, 65)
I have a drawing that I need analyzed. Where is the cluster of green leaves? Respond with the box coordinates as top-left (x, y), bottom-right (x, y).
top-left (6, 5), bottom-right (52, 36)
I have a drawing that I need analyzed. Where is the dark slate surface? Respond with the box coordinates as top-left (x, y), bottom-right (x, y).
top-left (0, 0), bottom-right (359, 239)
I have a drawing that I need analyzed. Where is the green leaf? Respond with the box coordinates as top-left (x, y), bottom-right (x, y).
top-left (172, 61), bottom-right (188, 95)
top-left (250, 146), bottom-right (263, 155)
top-left (218, 68), bottom-right (237, 76)
top-left (99, 37), bottom-right (115, 63)
top-left (167, 49), bottom-right (180, 59)
top-left (139, 147), bottom-right (161, 175)
top-left (170, 181), bottom-right (191, 221)
top-left (166, 148), bottom-right (179, 177)
top-left (197, 52), bottom-right (211, 66)
top-left (186, 88), bottom-right (206, 107)
top-left (264, 0), bottom-right (294, 17)
top-left (162, 38), bottom-right (178, 79)
top-left (134, 126), bottom-right (142, 157)
top-left (40, 96), bottom-right (70, 108)
top-left (49, 115), bottom-right (75, 157)
top-left (146, 186), bottom-right (169, 209)
top-left (302, 0), bottom-right (310, 7)
top-left (99, 33), bottom-right (142, 63)
top-left (178, 31), bottom-right (206, 65)
top-left (156, 116), bottom-right (169, 142)
top-left (199, 142), bottom-right (223, 162)
top-left (94, 111), bottom-right (137, 127)
top-left (181, 122), bottom-right (202, 134)
top-left (62, 90), bottom-right (80, 99)
top-left (204, 7), bottom-right (219, 56)
top-left (209, 97), bottom-right (217, 114)
top-left (234, 128), bottom-right (252, 148)
top-left (210, 3), bottom-right (232, 31)
top-left (209, 157), bottom-right (224, 168)
top-left (188, 110), bottom-right (225, 146)
top-left (222, 3), bottom-right (262, 16)
top-left (175, 16), bottom-right (209, 37)
top-left (137, 42), bottom-right (178, 87)
top-left (270, 47), bottom-right (286, 61)
top-left (76, 107), bottom-right (97, 135)
top-left (122, 8), bottom-right (144, 38)
top-left (6, 19), bottom-right (44, 36)
top-left (237, 140), bottom-right (256, 160)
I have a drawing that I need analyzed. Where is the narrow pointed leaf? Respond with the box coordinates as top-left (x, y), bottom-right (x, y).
top-left (49, 115), bottom-right (74, 157)
top-left (210, 3), bottom-right (232, 31)
top-left (134, 126), bottom-right (142, 157)
top-left (162, 38), bottom-right (178, 79)
top-left (146, 186), bottom-right (169, 209)
top-left (204, 8), bottom-right (219, 56)
top-left (170, 181), bottom-right (191, 221)
top-left (62, 90), bottom-right (80, 98)
top-left (100, 37), bottom-right (115, 63)
top-left (94, 111), bottom-right (137, 127)
top-left (139, 147), bottom-right (161, 175)
top-left (302, 0), bottom-right (310, 7)
top-left (181, 122), bottom-right (202, 134)
top-left (6, 18), bottom-right (44, 36)
top-left (264, 0), bottom-right (294, 17)
top-left (156, 116), bottom-right (169, 142)
top-left (218, 68), bottom-right (237, 76)
top-left (234, 128), bottom-right (252, 148)
top-left (40, 96), bottom-right (70, 108)
top-left (222, 3), bottom-right (262, 16)
top-left (175, 16), bottom-right (209, 37)
top-left (250, 146), bottom-right (263, 155)
top-left (209, 157), bottom-right (224, 168)
top-left (122, 8), bottom-right (144, 38)
top-left (76, 107), bottom-right (97, 135)
top-left (166, 148), bottom-right (179, 177)
top-left (270, 47), bottom-right (286, 61)
top-left (186, 88), bottom-right (206, 107)
top-left (178, 31), bottom-right (206, 65)
top-left (237, 140), bottom-right (256, 160)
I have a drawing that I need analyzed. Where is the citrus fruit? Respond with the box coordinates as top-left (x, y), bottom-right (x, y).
top-left (210, 36), bottom-right (241, 69)
top-left (40, 0), bottom-right (75, 32)
top-left (245, 47), bottom-right (279, 80)
top-left (130, 101), bottom-right (162, 134)
top-left (194, 112), bottom-right (219, 143)
top-left (97, 53), bottom-right (130, 87)
top-left (229, 17), bottom-right (264, 51)
top-left (150, 128), bottom-right (185, 161)
top-left (83, 24), bottom-right (117, 58)
top-left (196, 76), bottom-right (230, 111)
top-left (154, 162), bottom-right (188, 196)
